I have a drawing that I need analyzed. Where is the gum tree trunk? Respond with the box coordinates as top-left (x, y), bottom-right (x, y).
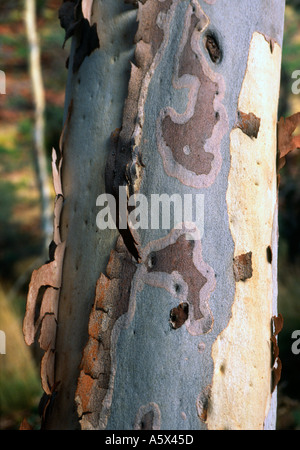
top-left (23, 0), bottom-right (285, 430)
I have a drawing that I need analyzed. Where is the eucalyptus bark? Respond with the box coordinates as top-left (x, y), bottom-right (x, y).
top-left (24, 0), bottom-right (285, 430)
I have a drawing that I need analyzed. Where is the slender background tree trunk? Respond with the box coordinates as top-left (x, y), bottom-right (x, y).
top-left (25, 0), bottom-right (53, 252)
top-left (23, 0), bottom-right (286, 430)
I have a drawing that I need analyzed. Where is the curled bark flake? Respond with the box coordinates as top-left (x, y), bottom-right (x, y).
top-left (72, 20), bottom-right (99, 73)
top-left (40, 347), bottom-right (56, 395)
top-left (81, 0), bottom-right (94, 25)
top-left (38, 309), bottom-right (58, 352)
top-left (38, 381), bottom-right (61, 425)
top-left (23, 242), bottom-right (66, 347)
top-left (272, 312), bottom-right (283, 337)
top-left (52, 147), bottom-right (63, 197)
top-left (271, 314), bottom-right (283, 393)
top-left (23, 242), bottom-right (65, 397)
top-left (271, 335), bottom-right (279, 360)
top-left (235, 111), bottom-right (261, 139)
top-left (59, 0), bottom-right (99, 73)
top-left (272, 358), bottom-right (282, 394)
top-left (19, 418), bottom-right (34, 430)
top-left (278, 113), bottom-right (300, 170)
top-left (23, 93), bottom-right (73, 403)
top-left (233, 252), bottom-right (253, 282)
top-left (52, 146), bottom-right (64, 246)
top-left (59, 1), bottom-right (82, 47)
top-left (53, 195), bottom-right (64, 246)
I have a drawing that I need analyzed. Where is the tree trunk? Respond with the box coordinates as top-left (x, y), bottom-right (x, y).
top-left (23, 0), bottom-right (285, 430)
top-left (25, 0), bottom-right (53, 251)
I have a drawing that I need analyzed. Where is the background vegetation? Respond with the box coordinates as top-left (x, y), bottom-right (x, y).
top-left (0, 0), bottom-right (67, 429)
top-left (0, 0), bottom-right (299, 430)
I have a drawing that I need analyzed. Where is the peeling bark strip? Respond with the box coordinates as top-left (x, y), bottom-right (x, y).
top-left (23, 190), bottom-right (64, 397)
top-left (23, 101), bottom-right (72, 398)
top-left (23, 207), bottom-right (64, 396)
top-left (272, 312), bottom-right (283, 336)
top-left (75, 238), bottom-right (137, 429)
top-left (235, 111), bottom-right (261, 139)
top-left (19, 418), bottom-right (34, 430)
top-left (59, 0), bottom-right (99, 73)
top-left (156, 1), bottom-right (228, 188)
top-left (38, 381), bottom-right (60, 424)
top-left (81, 0), bottom-right (94, 24)
top-left (233, 252), bottom-right (253, 282)
top-left (271, 313), bottom-right (283, 393)
top-left (277, 113), bottom-right (300, 170)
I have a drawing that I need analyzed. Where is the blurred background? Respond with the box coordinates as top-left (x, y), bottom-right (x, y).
top-left (0, 0), bottom-right (300, 430)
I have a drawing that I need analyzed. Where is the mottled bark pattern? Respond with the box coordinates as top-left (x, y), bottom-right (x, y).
top-left (100, 0), bottom-right (223, 430)
top-left (140, 226), bottom-right (215, 336)
top-left (156, 0), bottom-right (228, 188)
top-left (106, 0), bottom-right (174, 202)
top-left (161, 14), bottom-right (217, 175)
top-left (76, 238), bottom-right (137, 429)
top-left (148, 235), bottom-right (207, 320)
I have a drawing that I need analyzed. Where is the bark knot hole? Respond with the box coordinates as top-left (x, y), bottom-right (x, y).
top-left (205, 33), bottom-right (221, 63)
top-left (267, 246), bottom-right (273, 264)
top-left (170, 302), bottom-right (189, 329)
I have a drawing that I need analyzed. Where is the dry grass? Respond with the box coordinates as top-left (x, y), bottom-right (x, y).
top-left (0, 285), bottom-right (42, 429)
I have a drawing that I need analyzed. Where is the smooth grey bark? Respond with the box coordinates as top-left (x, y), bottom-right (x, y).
top-left (43, 1), bottom-right (137, 429)
top-left (26, 0), bottom-right (285, 430)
